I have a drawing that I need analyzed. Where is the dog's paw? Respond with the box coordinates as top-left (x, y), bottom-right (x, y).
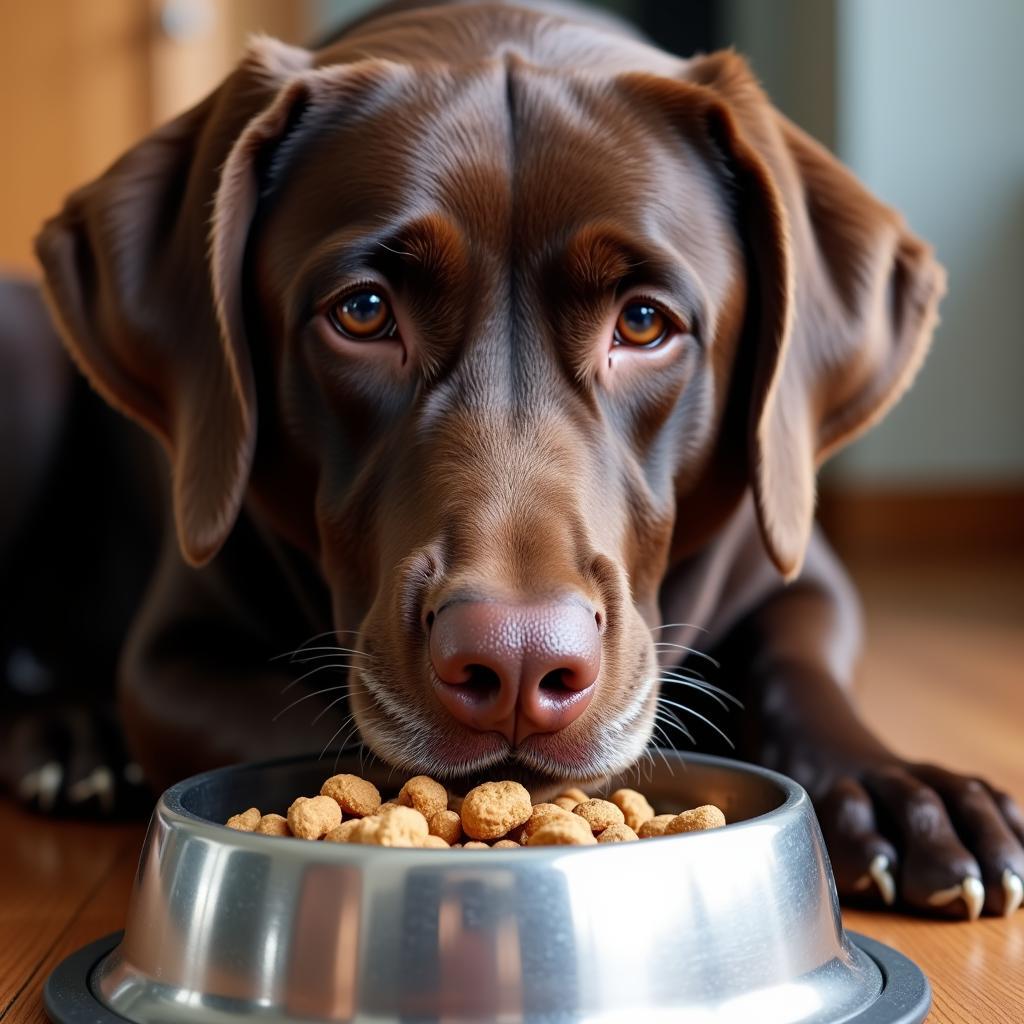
top-left (0, 701), bottom-right (151, 818)
top-left (817, 762), bottom-right (1024, 919)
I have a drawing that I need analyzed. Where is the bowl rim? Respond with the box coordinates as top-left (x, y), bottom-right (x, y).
top-left (158, 750), bottom-right (807, 861)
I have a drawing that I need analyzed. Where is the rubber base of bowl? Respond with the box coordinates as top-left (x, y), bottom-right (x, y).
top-left (45, 929), bottom-right (930, 1024)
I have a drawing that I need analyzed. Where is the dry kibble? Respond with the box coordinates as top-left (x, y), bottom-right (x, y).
top-left (665, 805), bottom-right (727, 834)
top-left (419, 834), bottom-right (450, 849)
top-left (559, 786), bottom-right (589, 805)
top-left (255, 813), bottom-right (290, 837)
top-left (521, 803), bottom-right (572, 843)
top-left (573, 799), bottom-right (625, 833)
top-left (637, 814), bottom-right (677, 838)
top-left (461, 781), bottom-right (532, 840)
top-left (226, 807), bottom-right (261, 832)
top-left (598, 823), bottom-right (639, 843)
top-left (321, 774), bottom-right (381, 817)
top-left (399, 776), bottom-right (449, 820)
top-left (287, 795), bottom-right (342, 840)
top-left (324, 819), bottom-right (362, 843)
top-left (610, 788), bottom-right (656, 833)
top-left (227, 770), bottom-right (727, 851)
top-left (429, 809), bottom-right (463, 845)
top-left (528, 819), bottom-right (598, 846)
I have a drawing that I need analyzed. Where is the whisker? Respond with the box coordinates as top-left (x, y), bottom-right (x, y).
top-left (272, 629), bottom-right (369, 662)
top-left (656, 676), bottom-right (731, 712)
top-left (319, 712), bottom-right (359, 765)
top-left (647, 725), bottom-right (677, 776)
top-left (650, 622), bottom-right (709, 633)
top-left (272, 645), bottom-right (372, 663)
top-left (652, 642), bottom-right (720, 667)
top-left (273, 683), bottom-right (351, 721)
top-left (659, 671), bottom-right (743, 708)
top-left (657, 696), bottom-right (735, 749)
top-left (310, 691), bottom-right (352, 726)
top-left (654, 706), bottom-right (695, 744)
top-left (280, 661), bottom-right (357, 696)
top-left (655, 671), bottom-right (737, 712)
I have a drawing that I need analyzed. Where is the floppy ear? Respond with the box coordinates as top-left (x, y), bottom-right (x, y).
top-left (625, 54), bottom-right (945, 579)
top-left (35, 37), bottom-right (313, 566)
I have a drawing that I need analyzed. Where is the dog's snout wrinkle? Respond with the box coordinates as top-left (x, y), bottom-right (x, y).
top-left (429, 599), bottom-right (599, 744)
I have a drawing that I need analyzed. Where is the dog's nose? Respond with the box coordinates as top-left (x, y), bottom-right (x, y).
top-left (428, 599), bottom-right (600, 744)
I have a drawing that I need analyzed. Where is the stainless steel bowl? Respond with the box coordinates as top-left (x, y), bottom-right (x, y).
top-left (46, 752), bottom-right (930, 1023)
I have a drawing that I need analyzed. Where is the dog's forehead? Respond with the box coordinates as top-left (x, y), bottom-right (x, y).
top-left (263, 59), bottom-right (734, 287)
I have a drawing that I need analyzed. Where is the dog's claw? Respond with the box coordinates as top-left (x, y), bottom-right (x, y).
top-left (927, 876), bottom-right (985, 921)
top-left (17, 761), bottom-right (63, 812)
top-left (67, 765), bottom-right (116, 814)
top-left (1002, 870), bottom-right (1024, 916)
top-left (868, 854), bottom-right (896, 906)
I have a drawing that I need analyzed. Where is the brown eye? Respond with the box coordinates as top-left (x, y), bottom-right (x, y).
top-left (615, 301), bottom-right (669, 347)
top-left (328, 290), bottom-right (395, 339)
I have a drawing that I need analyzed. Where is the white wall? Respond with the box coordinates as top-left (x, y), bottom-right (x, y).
top-left (832, 0), bottom-right (1024, 483)
top-left (726, 0), bottom-right (1024, 486)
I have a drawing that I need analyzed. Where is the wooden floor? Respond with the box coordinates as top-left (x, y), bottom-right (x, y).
top-left (1, 551), bottom-right (1022, 1023)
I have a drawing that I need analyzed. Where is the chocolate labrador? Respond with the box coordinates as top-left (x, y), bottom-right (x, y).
top-left (3, 0), bottom-right (1022, 919)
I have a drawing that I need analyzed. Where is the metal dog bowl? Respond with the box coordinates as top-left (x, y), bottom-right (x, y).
top-left (46, 752), bottom-right (930, 1023)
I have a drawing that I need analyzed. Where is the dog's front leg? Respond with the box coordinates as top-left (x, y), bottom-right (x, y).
top-left (722, 527), bottom-right (1024, 919)
top-left (118, 526), bottom-right (359, 796)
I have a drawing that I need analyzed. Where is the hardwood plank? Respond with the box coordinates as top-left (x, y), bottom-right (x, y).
top-left (4, 831), bottom-right (142, 1024)
top-left (0, 801), bottom-right (142, 1020)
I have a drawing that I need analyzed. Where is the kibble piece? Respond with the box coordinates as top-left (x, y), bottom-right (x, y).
top-left (637, 814), bottom-right (677, 838)
top-left (598, 823), bottom-right (639, 843)
top-left (226, 807), bottom-right (261, 832)
top-left (665, 805), bottom-right (727, 834)
top-left (255, 813), bottom-right (291, 837)
top-left (492, 839), bottom-right (520, 849)
top-left (554, 796), bottom-right (580, 811)
top-left (463, 841), bottom-right (491, 849)
top-left (321, 774), bottom-right (381, 817)
top-left (287, 795), bottom-right (342, 840)
top-left (419, 834), bottom-right (450, 849)
top-left (378, 800), bottom-right (401, 813)
top-left (429, 809), bottom-right (463, 846)
top-left (369, 805), bottom-right (430, 847)
top-left (573, 799), bottom-right (625, 833)
top-left (559, 786), bottom-right (589, 804)
top-left (324, 819), bottom-right (362, 843)
top-left (610, 788), bottom-right (656, 833)
top-left (399, 776), bottom-right (449, 820)
top-left (461, 781), bottom-right (532, 840)
top-left (521, 803), bottom-right (572, 843)
top-left (528, 819), bottom-right (598, 846)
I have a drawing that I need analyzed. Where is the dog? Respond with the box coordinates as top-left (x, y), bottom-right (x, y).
top-left (2, 0), bottom-right (1022, 920)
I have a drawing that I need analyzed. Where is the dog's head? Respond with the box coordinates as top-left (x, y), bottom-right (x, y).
top-left (36, 21), bottom-right (943, 787)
